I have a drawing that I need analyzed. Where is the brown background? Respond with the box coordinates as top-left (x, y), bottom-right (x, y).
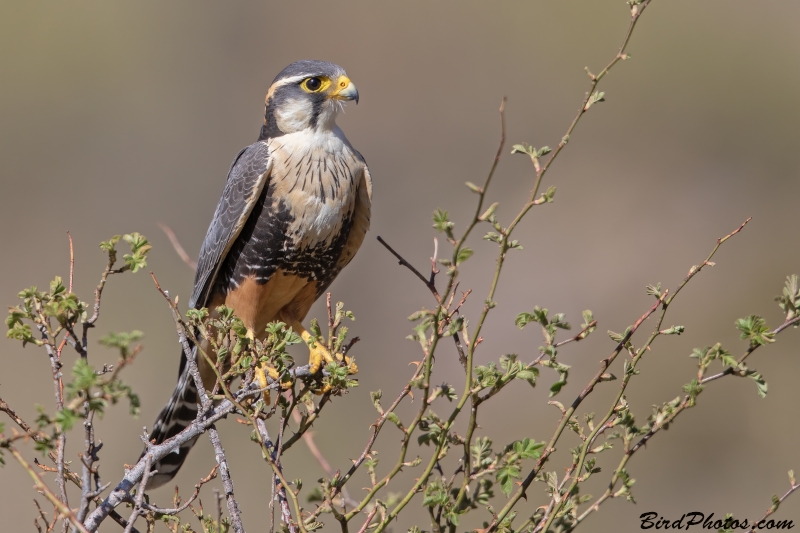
top-left (1, 1), bottom-right (799, 531)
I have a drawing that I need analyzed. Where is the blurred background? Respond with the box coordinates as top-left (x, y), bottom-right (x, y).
top-left (1, 1), bottom-right (799, 531)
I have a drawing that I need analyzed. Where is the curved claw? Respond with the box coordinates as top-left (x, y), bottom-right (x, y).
top-left (308, 342), bottom-right (336, 374)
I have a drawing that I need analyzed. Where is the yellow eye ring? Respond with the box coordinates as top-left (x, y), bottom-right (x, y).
top-left (301, 76), bottom-right (331, 93)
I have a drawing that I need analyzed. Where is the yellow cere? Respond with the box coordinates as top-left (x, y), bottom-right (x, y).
top-left (333, 76), bottom-right (351, 93)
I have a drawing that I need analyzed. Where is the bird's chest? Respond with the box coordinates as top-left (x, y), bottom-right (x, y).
top-left (267, 133), bottom-right (361, 251)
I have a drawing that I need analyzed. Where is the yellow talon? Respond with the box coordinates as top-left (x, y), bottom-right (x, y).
top-left (335, 352), bottom-right (359, 375)
top-left (288, 321), bottom-right (358, 395)
top-left (303, 330), bottom-right (336, 374)
top-left (248, 328), bottom-right (284, 404)
top-left (255, 364), bottom-right (281, 405)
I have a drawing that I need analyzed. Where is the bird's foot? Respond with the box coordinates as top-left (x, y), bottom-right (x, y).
top-left (334, 351), bottom-right (358, 375)
top-left (255, 364), bottom-right (281, 404)
top-left (308, 343), bottom-right (357, 375)
top-left (308, 342), bottom-right (336, 375)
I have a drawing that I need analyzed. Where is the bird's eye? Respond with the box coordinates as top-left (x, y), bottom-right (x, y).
top-left (304, 77), bottom-right (323, 92)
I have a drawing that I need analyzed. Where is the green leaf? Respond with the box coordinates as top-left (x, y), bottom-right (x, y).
top-left (478, 202), bottom-right (499, 221)
top-left (122, 233), bottom-right (151, 273)
top-left (49, 277), bottom-right (66, 297)
top-left (496, 464), bottom-right (521, 496)
top-left (584, 91), bottom-right (606, 110)
top-left (483, 231), bottom-right (503, 244)
top-left (422, 479), bottom-right (449, 507)
top-left (661, 325), bottom-right (685, 335)
top-left (456, 247), bottom-right (474, 266)
top-left (580, 310), bottom-right (596, 338)
top-left (432, 208), bottom-right (455, 234)
top-left (516, 367), bottom-right (538, 387)
top-left (540, 186), bottom-right (556, 203)
top-left (645, 283), bottom-right (662, 297)
top-left (370, 390), bottom-right (383, 414)
top-left (735, 315), bottom-right (775, 346)
top-left (511, 143), bottom-right (533, 156)
top-left (775, 275), bottom-right (800, 320)
top-left (748, 372), bottom-right (768, 398)
top-left (471, 437), bottom-right (493, 470)
top-left (386, 413), bottom-right (402, 428)
top-left (68, 358), bottom-right (99, 395)
top-left (682, 379), bottom-right (704, 406)
top-left (99, 235), bottom-right (121, 252)
top-left (99, 331), bottom-right (144, 358)
top-left (515, 312), bottom-right (535, 329)
top-left (465, 181), bottom-right (482, 194)
top-left (513, 438), bottom-right (544, 460)
top-left (54, 408), bottom-right (79, 431)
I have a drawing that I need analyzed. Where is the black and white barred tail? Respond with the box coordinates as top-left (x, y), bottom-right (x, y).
top-left (143, 346), bottom-right (201, 488)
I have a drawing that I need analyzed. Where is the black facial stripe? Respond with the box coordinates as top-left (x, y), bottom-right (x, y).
top-left (309, 92), bottom-right (326, 129)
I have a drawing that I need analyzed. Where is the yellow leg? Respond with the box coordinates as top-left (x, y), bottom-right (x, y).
top-left (291, 321), bottom-right (358, 376)
top-left (249, 328), bottom-right (280, 404)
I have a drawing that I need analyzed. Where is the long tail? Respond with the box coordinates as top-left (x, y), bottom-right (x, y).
top-left (143, 345), bottom-right (201, 488)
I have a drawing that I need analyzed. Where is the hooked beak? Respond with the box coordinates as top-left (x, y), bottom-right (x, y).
top-left (330, 75), bottom-right (359, 104)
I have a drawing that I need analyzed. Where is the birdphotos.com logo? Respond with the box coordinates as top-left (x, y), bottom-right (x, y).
top-left (639, 512), bottom-right (795, 530)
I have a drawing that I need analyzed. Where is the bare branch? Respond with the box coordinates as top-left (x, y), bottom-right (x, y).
top-left (7, 445), bottom-right (91, 533)
top-left (123, 451), bottom-right (153, 533)
top-left (158, 222), bottom-right (198, 271)
top-left (208, 426), bottom-right (245, 533)
top-left (141, 465), bottom-right (217, 515)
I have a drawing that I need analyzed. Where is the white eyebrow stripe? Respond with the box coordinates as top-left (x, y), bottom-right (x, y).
top-left (273, 75), bottom-right (308, 87)
top-left (265, 75), bottom-right (309, 103)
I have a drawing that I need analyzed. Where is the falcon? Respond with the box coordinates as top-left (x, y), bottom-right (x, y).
top-left (147, 60), bottom-right (372, 487)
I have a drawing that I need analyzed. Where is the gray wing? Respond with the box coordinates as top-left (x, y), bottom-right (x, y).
top-left (189, 141), bottom-right (273, 309)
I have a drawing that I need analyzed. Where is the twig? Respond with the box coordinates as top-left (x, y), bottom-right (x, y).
top-left (150, 272), bottom-right (211, 411)
top-left (67, 231), bottom-right (75, 293)
top-left (123, 452), bottom-right (152, 533)
top-left (746, 480), bottom-right (800, 533)
top-left (429, 237), bottom-right (439, 286)
top-left (57, 232), bottom-right (76, 357)
top-left (82, 236), bottom-right (119, 356)
top-left (290, 410), bottom-right (357, 508)
top-left (256, 419), bottom-right (298, 533)
top-left (376, 235), bottom-right (468, 367)
top-left (34, 499), bottom-right (58, 533)
top-left (214, 488), bottom-right (222, 533)
top-left (208, 426), bottom-right (245, 533)
top-left (37, 325), bottom-right (69, 532)
top-left (313, 354), bottom-right (426, 524)
top-left (75, 410), bottom-right (99, 528)
top-left (0, 396), bottom-right (137, 531)
top-left (377, 236), bottom-right (440, 303)
top-left (356, 506), bottom-right (378, 533)
top-left (158, 222), bottom-right (198, 270)
top-left (141, 465), bottom-right (218, 515)
top-left (552, 221), bottom-right (771, 532)
top-left (6, 445), bottom-right (91, 533)
top-left (82, 381), bottom-right (268, 531)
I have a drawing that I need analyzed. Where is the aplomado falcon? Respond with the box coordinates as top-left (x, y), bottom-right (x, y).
top-left (147, 60), bottom-right (372, 487)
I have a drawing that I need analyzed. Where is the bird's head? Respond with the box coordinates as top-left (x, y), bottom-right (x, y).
top-left (261, 60), bottom-right (359, 138)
